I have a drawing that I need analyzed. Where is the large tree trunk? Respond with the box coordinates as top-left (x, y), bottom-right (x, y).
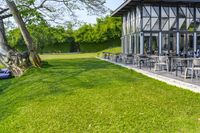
top-left (0, 19), bottom-right (31, 76)
top-left (5, 0), bottom-right (42, 67)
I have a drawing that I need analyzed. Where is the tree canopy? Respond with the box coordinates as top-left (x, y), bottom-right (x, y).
top-left (74, 16), bottom-right (121, 43)
top-left (8, 16), bottom-right (122, 53)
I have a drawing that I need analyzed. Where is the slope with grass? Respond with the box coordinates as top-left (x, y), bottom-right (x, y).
top-left (0, 54), bottom-right (200, 132)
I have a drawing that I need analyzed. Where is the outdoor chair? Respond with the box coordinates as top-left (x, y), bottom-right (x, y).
top-left (122, 54), bottom-right (133, 64)
top-left (171, 58), bottom-right (186, 76)
top-left (137, 55), bottom-right (148, 69)
top-left (132, 54), bottom-right (139, 66)
top-left (184, 58), bottom-right (200, 79)
top-left (147, 55), bottom-right (158, 70)
top-left (111, 53), bottom-right (121, 62)
top-left (154, 56), bottom-right (169, 72)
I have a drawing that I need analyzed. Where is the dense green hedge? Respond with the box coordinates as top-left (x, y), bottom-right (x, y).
top-left (7, 16), bottom-right (121, 53)
top-left (38, 39), bottom-right (120, 53)
top-left (79, 39), bottom-right (121, 53)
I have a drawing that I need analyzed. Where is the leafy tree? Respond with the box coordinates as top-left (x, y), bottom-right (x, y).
top-left (74, 16), bottom-right (121, 44)
top-left (0, 0), bottom-right (107, 76)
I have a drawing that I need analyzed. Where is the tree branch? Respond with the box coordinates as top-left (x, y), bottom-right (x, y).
top-left (0, 8), bottom-right (9, 15)
top-left (0, 14), bottom-right (13, 19)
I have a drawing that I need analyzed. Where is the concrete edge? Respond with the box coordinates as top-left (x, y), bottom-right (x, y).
top-left (97, 57), bottom-right (200, 93)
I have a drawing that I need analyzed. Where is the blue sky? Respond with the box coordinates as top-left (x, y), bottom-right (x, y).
top-left (77, 0), bottom-right (124, 24)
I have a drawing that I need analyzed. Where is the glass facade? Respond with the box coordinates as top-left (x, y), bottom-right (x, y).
top-left (121, 4), bottom-right (200, 56)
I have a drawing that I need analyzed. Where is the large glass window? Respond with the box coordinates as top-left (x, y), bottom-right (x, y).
top-left (127, 12), bottom-right (131, 34)
top-left (128, 35), bottom-right (134, 54)
top-left (123, 15), bottom-right (127, 35)
top-left (161, 7), bottom-right (169, 31)
top-left (180, 33), bottom-right (187, 56)
top-left (136, 33), bottom-right (140, 54)
top-left (161, 33), bottom-right (176, 55)
top-left (179, 7), bottom-right (187, 30)
top-left (151, 6), bottom-right (159, 31)
top-left (187, 33), bottom-right (194, 56)
top-left (187, 8), bottom-right (195, 32)
top-left (130, 9), bottom-right (135, 33)
top-left (196, 8), bottom-right (200, 31)
top-left (143, 6), bottom-right (150, 31)
top-left (197, 33), bottom-right (200, 51)
top-left (143, 6), bottom-right (159, 31)
top-left (169, 7), bottom-right (177, 31)
top-left (144, 33), bottom-right (151, 54)
top-left (152, 33), bottom-right (159, 55)
top-left (161, 33), bottom-right (169, 55)
top-left (131, 35), bottom-right (135, 54)
top-left (136, 7), bottom-right (141, 32)
top-left (121, 37), bottom-right (125, 54)
top-left (169, 33), bottom-right (177, 55)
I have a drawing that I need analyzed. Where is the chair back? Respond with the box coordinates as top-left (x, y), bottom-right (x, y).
top-left (159, 56), bottom-right (168, 63)
top-left (193, 59), bottom-right (200, 67)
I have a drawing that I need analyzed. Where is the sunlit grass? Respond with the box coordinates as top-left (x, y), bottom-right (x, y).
top-left (0, 53), bottom-right (200, 132)
top-left (40, 53), bottom-right (97, 60)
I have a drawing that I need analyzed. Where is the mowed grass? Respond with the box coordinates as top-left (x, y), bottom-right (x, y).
top-left (40, 53), bottom-right (97, 60)
top-left (0, 54), bottom-right (200, 132)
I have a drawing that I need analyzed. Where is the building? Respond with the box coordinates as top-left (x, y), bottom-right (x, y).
top-left (112, 0), bottom-right (200, 57)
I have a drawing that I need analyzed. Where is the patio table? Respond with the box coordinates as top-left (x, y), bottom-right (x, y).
top-left (171, 57), bottom-right (194, 76)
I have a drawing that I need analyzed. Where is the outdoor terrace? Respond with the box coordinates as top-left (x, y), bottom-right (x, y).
top-left (100, 52), bottom-right (200, 93)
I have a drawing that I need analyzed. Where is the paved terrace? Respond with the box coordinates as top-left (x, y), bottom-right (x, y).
top-left (98, 57), bottom-right (200, 93)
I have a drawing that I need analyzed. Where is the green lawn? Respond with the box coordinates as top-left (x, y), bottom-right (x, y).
top-left (0, 53), bottom-right (200, 132)
top-left (40, 53), bottom-right (97, 60)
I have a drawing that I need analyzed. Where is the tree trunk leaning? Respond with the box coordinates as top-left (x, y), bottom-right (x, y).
top-left (0, 19), bottom-right (31, 76)
top-left (5, 0), bottom-right (42, 67)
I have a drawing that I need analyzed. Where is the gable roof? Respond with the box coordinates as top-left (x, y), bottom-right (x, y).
top-left (112, 0), bottom-right (200, 17)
